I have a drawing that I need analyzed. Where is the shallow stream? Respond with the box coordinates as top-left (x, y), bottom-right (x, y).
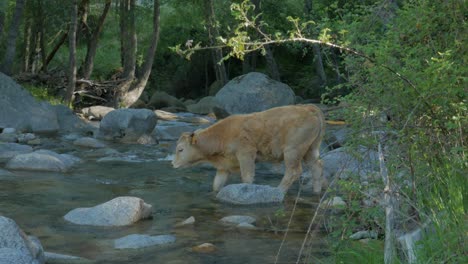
top-left (0, 139), bottom-right (328, 263)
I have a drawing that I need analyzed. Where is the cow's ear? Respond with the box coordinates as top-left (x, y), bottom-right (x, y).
top-left (190, 132), bottom-right (197, 145)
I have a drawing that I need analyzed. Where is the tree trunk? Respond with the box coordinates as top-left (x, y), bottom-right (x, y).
top-left (117, 0), bottom-right (160, 108)
top-left (120, 0), bottom-right (136, 80)
top-left (204, 0), bottom-right (228, 86)
top-left (264, 45), bottom-right (280, 81)
top-left (0, 0), bottom-right (7, 40)
top-left (64, 0), bottom-right (78, 106)
top-left (82, 0), bottom-right (112, 79)
top-left (251, 0), bottom-right (280, 80)
top-left (1, 0), bottom-right (26, 75)
top-left (42, 30), bottom-right (68, 72)
top-left (304, 0), bottom-right (327, 89)
top-left (23, 18), bottom-right (32, 72)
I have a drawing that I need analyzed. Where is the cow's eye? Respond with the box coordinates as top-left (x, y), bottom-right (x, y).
top-left (177, 148), bottom-right (183, 152)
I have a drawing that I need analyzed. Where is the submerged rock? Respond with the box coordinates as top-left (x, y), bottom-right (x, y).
top-left (73, 137), bottom-right (107, 148)
top-left (114, 234), bottom-right (176, 249)
top-left (175, 216), bottom-right (195, 227)
top-left (220, 215), bottom-right (256, 225)
top-left (191, 243), bottom-right (217, 253)
top-left (0, 216), bottom-right (45, 264)
top-left (216, 183), bottom-right (285, 204)
top-left (6, 150), bottom-right (81, 172)
top-left (64, 196), bottom-right (152, 226)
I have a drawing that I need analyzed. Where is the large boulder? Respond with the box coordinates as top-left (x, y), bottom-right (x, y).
top-left (5, 150), bottom-right (81, 172)
top-left (0, 72), bottom-right (91, 134)
top-left (186, 96), bottom-right (220, 115)
top-left (216, 183), bottom-right (285, 204)
top-left (215, 72), bottom-right (295, 114)
top-left (97, 109), bottom-right (157, 143)
top-left (63, 196), bottom-right (153, 226)
top-left (147, 91), bottom-right (186, 110)
top-left (0, 216), bottom-right (45, 264)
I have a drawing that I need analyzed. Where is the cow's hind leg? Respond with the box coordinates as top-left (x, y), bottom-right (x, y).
top-left (278, 149), bottom-right (303, 193)
top-left (213, 169), bottom-right (229, 192)
top-left (304, 142), bottom-right (324, 194)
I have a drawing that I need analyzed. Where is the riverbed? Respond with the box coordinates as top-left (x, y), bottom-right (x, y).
top-left (0, 138), bottom-right (328, 263)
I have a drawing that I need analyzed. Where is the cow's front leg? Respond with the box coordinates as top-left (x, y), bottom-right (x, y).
top-left (236, 150), bottom-right (256, 184)
top-left (213, 169), bottom-right (229, 192)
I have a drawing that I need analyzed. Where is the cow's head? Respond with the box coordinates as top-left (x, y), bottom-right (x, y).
top-left (172, 132), bottom-right (203, 168)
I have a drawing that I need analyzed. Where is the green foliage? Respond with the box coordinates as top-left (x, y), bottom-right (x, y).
top-left (22, 84), bottom-right (63, 105)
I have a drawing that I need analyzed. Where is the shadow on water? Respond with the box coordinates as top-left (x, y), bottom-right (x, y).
top-left (0, 140), bottom-right (328, 263)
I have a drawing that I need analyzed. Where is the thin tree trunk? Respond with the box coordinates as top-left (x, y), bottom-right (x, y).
top-left (251, 0), bottom-right (280, 80)
top-left (42, 30), bottom-right (68, 72)
top-left (205, 0), bottom-right (228, 85)
top-left (304, 0), bottom-right (327, 89)
top-left (120, 0), bottom-right (136, 79)
top-left (37, 0), bottom-right (46, 69)
top-left (265, 45), bottom-right (280, 81)
top-left (65, 0), bottom-right (78, 106)
top-left (23, 18), bottom-right (32, 72)
top-left (119, 0), bottom-right (160, 107)
top-left (379, 142), bottom-right (396, 264)
top-left (82, 0), bottom-right (112, 79)
top-left (1, 0), bottom-right (26, 75)
top-left (0, 0), bottom-right (7, 41)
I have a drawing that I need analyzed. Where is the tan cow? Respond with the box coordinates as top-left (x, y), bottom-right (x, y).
top-left (172, 104), bottom-right (325, 194)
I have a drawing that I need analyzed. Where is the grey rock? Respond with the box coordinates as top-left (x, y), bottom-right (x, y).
top-left (81, 106), bottom-right (114, 120)
top-left (320, 147), bottom-right (378, 181)
top-left (175, 216), bottom-right (195, 227)
top-left (187, 96), bottom-right (220, 114)
top-left (220, 215), bottom-right (256, 225)
top-left (0, 133), bottom-right (18, 142)
top-left (154, 110), bottom-right (179, 121)
top-left (114, 234), bottom-right (176, 249)
top-left (215, 72), bottom-right (295, 114)
top-left (17, 133), bottom-right (36, 143)
top-left (6, 150), bottom-right (81, 172)
top-left (73, 137), bottom-right (107, 148)
top-left (97, 109), bottom-right (157, 143)
top-left (148, 91), bottom-right (186, 110)
top-left (2, 128), bottom-right (16, 134)
top-left (64, 196), bottom-right (152, 226)
top-left (216, 183), bottom-right (285, 204)
top-left (0, 169), bottom-right (14, 176)
top-left (350, 230), bottom-right (378, 240)
top-left (0, 216), bottom-right (45, 264)
top-left (154, 122), bottom-right (198, 141)
top-left (0, 143), bottom-right (33, 159)
top-left (322, 196), bottom-right (347, 209)
top-left (0, 73), bottom-right (91, 134)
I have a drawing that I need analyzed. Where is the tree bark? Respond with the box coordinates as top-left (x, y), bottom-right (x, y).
top-left (304, 0), bottom-right (327, 88)
top-left (0, 0), bottom-right (6, 40)
top-left (1, 0), bottom-right (26, 75)
top-left (82, 0), bottom-right (112, 79)
top-left (64, 0), bottom-right (78, 106)
top-left (251, 0), bottom-right (280, 80)
top-left (42, 30), bottom-right (68, 72)
top-left (204, 0), bottom-right (228, 86)
top-left (23, 18), bottom-right (32, 72)
top-left (120, 0), bottom-right (137, 80)
top-left (117, 0), bottom-right (160, 108)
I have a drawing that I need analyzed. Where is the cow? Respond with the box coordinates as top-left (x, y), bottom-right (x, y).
top-left (172, 104), bottom-right (325, 194)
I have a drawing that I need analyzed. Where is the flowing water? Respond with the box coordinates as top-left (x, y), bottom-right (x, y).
top-left (0, 138), bottom-right (328, 264)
